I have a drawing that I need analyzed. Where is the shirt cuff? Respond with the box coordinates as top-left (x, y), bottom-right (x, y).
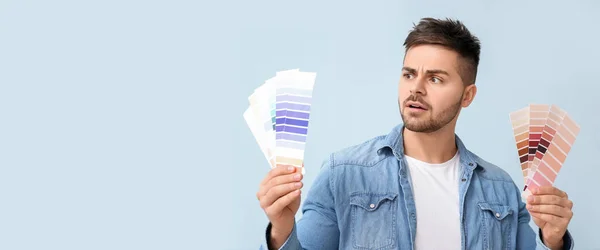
top-left (538, 228), bottom-right (574, 250)
top-left (260, 222), bottom-right (301, 250)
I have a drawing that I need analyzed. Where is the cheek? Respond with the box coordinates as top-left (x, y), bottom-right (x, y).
top-left (398, 83), bottom-right (410, 98)
top-left (430, 94), bottom-right (457, 110)
top-left (398, 92), bottom-right (409, 104)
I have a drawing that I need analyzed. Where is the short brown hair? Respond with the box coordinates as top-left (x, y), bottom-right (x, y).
top-left (403, 17), bottom-right (481, 85)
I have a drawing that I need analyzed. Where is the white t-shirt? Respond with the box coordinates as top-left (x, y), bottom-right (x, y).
top-left (404, 152), bottom-right (461, 250)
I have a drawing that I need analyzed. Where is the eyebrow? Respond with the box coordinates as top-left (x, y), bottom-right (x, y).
top-left (402, 67), bottom-right (449, 76)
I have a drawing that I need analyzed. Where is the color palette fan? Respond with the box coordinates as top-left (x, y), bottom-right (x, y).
top-left (243, 69), bottom-right (317, 175)
top-left (509, 104), bottom-right (580, 200)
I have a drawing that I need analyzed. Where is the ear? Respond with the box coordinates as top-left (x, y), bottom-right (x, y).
top-left (461, 84), bottom-right (477, 108)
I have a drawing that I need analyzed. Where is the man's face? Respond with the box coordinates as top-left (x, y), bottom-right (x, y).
top-left (398, 44), bottom-right (476, 133)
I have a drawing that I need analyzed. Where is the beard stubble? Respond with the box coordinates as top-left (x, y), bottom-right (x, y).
top-left (399, 92), bottom-right (464, 133)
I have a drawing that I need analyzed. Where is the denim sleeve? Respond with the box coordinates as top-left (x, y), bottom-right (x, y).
top-left (259, 157), bottom-right (340, 250)
top-left (538, 228), bottom-right (574, 250)
top-left (259, 223), bottom-right (301, 250)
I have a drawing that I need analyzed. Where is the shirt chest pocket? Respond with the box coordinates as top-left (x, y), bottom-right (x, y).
top-left (349, 192), bottom-right (398, 250)
top-left (477, 202), bottom-right (514, 250)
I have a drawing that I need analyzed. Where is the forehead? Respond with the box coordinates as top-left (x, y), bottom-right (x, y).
top-left (403, 44), bottom-right (461, 74)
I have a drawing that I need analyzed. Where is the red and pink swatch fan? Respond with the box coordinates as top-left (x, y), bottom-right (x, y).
top-left (509, 104), bottom-right (580, 200)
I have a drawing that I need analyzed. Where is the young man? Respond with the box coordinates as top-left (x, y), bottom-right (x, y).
top-left (256, 17), bottom-right (575, 250)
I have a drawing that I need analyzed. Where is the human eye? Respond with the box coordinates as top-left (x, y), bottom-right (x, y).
top-left (430, 76), bottom-right (442, 84)
top-left (403, 73), bottom-right (414, 79)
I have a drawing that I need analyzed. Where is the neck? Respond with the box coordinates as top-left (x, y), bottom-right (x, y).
top-left (402, 124), bottom-right (458, 164)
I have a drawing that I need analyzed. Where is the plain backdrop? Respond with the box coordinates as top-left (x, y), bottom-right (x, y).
top-left (1, 0), bottom-right (599, 249)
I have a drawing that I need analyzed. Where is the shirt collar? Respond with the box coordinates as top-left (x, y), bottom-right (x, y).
top-left (377, 124), bottom-right (479, 172)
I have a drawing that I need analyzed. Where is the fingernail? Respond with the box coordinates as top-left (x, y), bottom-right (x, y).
top-left (527, 196), bottom-right (534, 203)
top-left (295, 182), bottom-right (302, 187)
top-left (288, 166), bottom-right (294, 172)
top-left (294, 174), bottom-right (301, 180)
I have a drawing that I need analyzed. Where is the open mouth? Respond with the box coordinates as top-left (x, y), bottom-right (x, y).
top-left (407, 101), bottom-right (428, 110)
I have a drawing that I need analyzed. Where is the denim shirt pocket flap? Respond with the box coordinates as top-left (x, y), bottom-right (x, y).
top-left (477, 202), bottom-right (513, 220)
top-left (349, 193), bottom-right (398, 212)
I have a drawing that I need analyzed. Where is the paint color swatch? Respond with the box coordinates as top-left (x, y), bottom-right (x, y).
top-left (244, 69), bottom-right (317, 175)
top-left (248, 76), bottom-right (277, 167)
top-left (509, 105), bottom-right (580, 200)
top-left (528, 104), bottom-right (549, 168)
top-left (243, 108), bottom-right (273, 168)
top-left (275, 71), bottom-right (316, 173)
top-left (524, 114), bottom-right (580, 198)
top-left (509, 106), bottom-right (530, 183)
top-left (526, 104), bottom-right (550, 183)
top-left (527, 105), bottom-right (566, 184)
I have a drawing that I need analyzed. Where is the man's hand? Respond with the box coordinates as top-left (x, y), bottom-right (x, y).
top-left (526, 186), bottom-right (573, 250)
top-left (256, 165), bottom-right (304, 249)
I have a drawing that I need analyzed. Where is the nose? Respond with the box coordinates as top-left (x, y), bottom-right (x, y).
top-left (409, 77), bottom-right (426, 96)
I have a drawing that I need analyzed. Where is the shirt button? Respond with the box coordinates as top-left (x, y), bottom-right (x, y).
top-left (370, 204), bottom-right (375, 209)
top-left (495, 212), bottom-right (500, 218)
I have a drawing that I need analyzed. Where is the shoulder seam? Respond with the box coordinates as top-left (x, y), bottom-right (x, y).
top-left (328, 134), bottom-right (389, 168)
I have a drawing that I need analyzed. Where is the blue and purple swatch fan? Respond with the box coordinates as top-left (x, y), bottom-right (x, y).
top-left (244, 69), bottom-right (317, 174)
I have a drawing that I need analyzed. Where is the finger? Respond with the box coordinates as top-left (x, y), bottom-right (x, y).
top-left (266, 172), bottom-right (303, 190)
top-left (261, 181), bottom-right (303, 208)
top-left (265, 189), bottom-right (302, 217)
top-left (527, 204), bottom-right (573, 218)
top-left (258, 166), bottom-right (291, 200)
top-left (533, 186), bottom-right (568, 198)
top-left (529, 211), bottom-right (570, 228)
top-left (260, 165), bottom-right (296, 187)
top-left (258, 172), bottom-right (302, 198)
top-left (528, 195), bottom-right (573, 208)
top-left (258, 167), bottom-right (301, 198)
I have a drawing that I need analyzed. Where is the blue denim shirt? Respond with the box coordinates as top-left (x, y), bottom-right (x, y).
top-left (260, 124), bottom-right (574, 250)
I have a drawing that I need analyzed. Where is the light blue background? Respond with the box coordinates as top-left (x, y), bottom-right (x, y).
top-left (1, 0), bottom-right (599, 249)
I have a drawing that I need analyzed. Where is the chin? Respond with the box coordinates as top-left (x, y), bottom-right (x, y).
top-left (404, 124), bottom-right (441, 133)
top-left (402, 117), bottom-right (440, 133)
